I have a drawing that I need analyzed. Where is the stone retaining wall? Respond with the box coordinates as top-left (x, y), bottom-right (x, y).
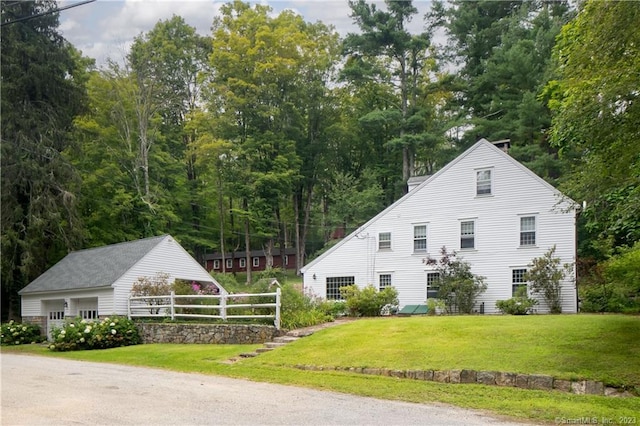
top-left (136, 323), bottom-right (281, 344)
top-left (293, 365), bottom-right (635, 398)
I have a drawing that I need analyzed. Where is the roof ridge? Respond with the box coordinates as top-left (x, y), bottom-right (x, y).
top-left (69, 234), bottom-right (168, 255)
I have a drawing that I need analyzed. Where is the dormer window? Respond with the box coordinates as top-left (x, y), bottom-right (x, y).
top-left (476, 169), bottom-right (492, 196)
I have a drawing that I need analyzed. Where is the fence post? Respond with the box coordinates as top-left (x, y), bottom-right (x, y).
top-left (275, 287), bottom-right (281, 330)
top-left (221, 293), bottom-right (227, 322)
top-left (170, 291), bottom-right (175, 320)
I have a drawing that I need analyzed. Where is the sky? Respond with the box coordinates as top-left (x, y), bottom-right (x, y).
top-left (58, 0), bottom-right (435, 67)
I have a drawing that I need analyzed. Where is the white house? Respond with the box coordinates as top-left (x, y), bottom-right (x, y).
top-left (20, 235), bottom-right (225, 337)
top-left (301, 139), bottom-right (578, 314)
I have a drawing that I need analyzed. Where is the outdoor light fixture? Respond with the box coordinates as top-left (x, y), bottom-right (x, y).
top-left (64, 300), bottom-right (68, 308)
top-left (313, 274), bottom-right (316, 280)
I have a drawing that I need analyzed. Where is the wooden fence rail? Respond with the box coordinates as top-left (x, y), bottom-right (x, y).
top-left (128, 288), bottom-right (281, 330)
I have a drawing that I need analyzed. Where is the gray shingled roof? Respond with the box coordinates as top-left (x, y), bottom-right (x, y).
top-left (19, 235), bottom-right (169, 294)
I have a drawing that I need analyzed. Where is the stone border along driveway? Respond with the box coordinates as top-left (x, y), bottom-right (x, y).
top-left (234, 319), bottom-right (636, 399)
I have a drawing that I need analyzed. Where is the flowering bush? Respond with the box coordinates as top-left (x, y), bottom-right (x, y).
top-left (49, 316), bottom-right (141, 351)
top-left (0, 320), bottom-right (44, 345)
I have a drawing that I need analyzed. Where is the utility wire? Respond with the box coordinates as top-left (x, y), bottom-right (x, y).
top-left (1, 0), bottom-right (95, 27)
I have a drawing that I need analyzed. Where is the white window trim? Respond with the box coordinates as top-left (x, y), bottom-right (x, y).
top-left (239, 258), bottom-right (246, 268)
top-left (413, 223), bottom-right (428, 254)
top-left (378, 272), bottom-right (393, 291)
top-left (511, 267), bottom-right (528, 297)
top-left (226, 258), bottom-right (233, 269)
top-left (252, 257), bottom-right (260, 267)
top-left (518, 214), bottom-right (538, 247)
top-left (475, 167), bottom-right (493, 197)
top-left (459, 218), bottom-right (476, 250)
top-left (213, 259), bottom-right (220, 269)
top-left (378, 232), bottom-right (392, 251)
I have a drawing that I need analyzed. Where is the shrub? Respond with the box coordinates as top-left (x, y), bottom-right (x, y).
top-left (526, 246), bottom-right (572, 314)
top-left (0, 320), bottom-right (44, 345)
top-left (131, 272), bottom-right (172, 314)
top-left (580, 243), bottom-right (640, 313)
top-left (426, 299), bottom-right (446, 316)
top-left (425, 247), bottom-right (487, 314)
top-left (279, 285), bottom-right (334, 330)
top-left (49, 316), bottom-right (141, 352)
top-left (340, 285), bottom-right (399, 317)
top-left (496, 287), bottom-right (538, 315)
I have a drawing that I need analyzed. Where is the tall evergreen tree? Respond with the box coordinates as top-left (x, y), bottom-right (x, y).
top-left (1, 0), bottom-right (89, 319)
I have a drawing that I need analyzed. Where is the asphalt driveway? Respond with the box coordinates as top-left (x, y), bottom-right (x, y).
top-left (1, 354), bottom-right (527, 425)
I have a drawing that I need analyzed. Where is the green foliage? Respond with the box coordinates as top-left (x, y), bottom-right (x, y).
top-left (580, 243), bottom-right (640, 313)
top-left (547, 0), bottom-right (640, 249)
top-left (1, 0), bottom-right (90, 319)
top-left (339, 285), bottom-right (398, 317)
top-left (425, 247), bottom-right (487, 314)
top-left (49, 316), bottom-right (141, 351)
top-left (496, 287), bottom-right (538, 315)
top-left (0, 320), bottom-right (44, 345)
top-left (426, 298), bottom-right (446, 316)
top-left (525, 246), bottom-right (570, 314)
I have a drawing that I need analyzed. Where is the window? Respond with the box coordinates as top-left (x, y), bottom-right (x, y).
top-left (239, 258), bottom-right (246, 268)
top-left (326, 276), bottom-right (355, 300)
top-left (284, 255), bottom-right (289, 266)
top-left (378, 232), bottom-right (391, 250)
top-left (413, 225), bottom-right (427, 252)
top-left (476, 169), bottom-right (492, 195)
top-left (213, 260), bottom-right (220, 270)
top-left (79, 310), bottom-right (98, 320)
top-left (520, 216), bottom-right (536, 246)
top-left (226, 259), bottom-right (233, 269)
top-left (460, 220), bottom-right (475, 249)
top-left (512, 269), bottom-right (527, 296)
top-left (427, 272), bottom-right (440, 299)
top-left (253, 257), bottom-right (260, 267)
top-left (379, 274), bottom-right (392, 290)
top-left (49, 311), bottom-right (64, 320)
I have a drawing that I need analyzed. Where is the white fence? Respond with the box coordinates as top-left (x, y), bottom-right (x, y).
top-left (128, 288), bottom-right (281, 330)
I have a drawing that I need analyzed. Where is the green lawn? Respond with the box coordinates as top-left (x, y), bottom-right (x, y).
top-left (3, 314), bottom-right (639, 424)
top-left (252, 315), bottom-right (640, 387)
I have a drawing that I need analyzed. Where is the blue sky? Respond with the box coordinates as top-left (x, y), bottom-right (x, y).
top-left (58, 0), bottom-right (434, 66)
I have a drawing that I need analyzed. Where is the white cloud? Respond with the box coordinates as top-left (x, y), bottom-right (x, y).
top-left (58, 0), bottom-right (435, 67)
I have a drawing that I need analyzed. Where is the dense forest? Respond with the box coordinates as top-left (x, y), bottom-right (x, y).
top-left (2, 0), bottom-right (639, 318)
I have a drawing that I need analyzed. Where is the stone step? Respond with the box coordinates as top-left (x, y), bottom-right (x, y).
top-left (239, 352), bottom-right (258, 358)
top-left (286, 330), bottom-right (314, 338)
top-left (273, 336), bottom-right (300, 344)
top-left (255, 347), bottom-right (274, 353)
top-left (264, 342), bottom-right (287, 349)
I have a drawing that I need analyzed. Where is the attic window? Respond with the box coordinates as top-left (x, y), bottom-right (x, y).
top-left (476, 169), bottom-right (492, 196)
top-left (379, 232), bottom-right (391, 250)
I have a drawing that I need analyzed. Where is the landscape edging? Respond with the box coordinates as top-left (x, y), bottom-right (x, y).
top-left (292, 365), bottom-right (635, 398)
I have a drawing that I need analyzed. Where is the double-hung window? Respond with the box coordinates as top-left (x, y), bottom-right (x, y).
top-left (413, 225), bottom-right (427, 253)
top-left (226, 258), bottom-right (233, 269)
top-left (520, 216), bottom-right (536, 246)
top-left (427, 272), bottom-right (441, 299)
top-left (476, 169), bottom-right (492, 195)
top-left (460, 220), bottom-right (475, 249)
top-left (512, 269), bottom-right (528, 297)
top-left (378, 232), bottom-right (391, 250)
top-left (253, 257), bottom-right (260, 267)
top-left (379, 274), bottom-right (392, 291)
top-left (213, 260), bottom-right (220, 270)
top-left (239, 258), bottom-right (246, 268)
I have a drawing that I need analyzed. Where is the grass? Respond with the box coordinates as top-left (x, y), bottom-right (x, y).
top-left (3, 314), bottom-right (640, 424)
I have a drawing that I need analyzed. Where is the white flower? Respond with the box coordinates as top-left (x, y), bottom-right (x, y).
top-left (79, 337), bottom-right (85, 343)
top-left (60, 330), bottom-right (66, 335)
top-left (84, 326), bottom-right (92, 333)
top-left (81, 319), bottom-right (87, 324)
top-left (111, 329), bottom-right (117, 335)
top-left (22, 326), bottom-right (27, 331)
top-left (110, 322), bottom-right (115, 327)
top-left (69, 324), bottom-right (75, 328)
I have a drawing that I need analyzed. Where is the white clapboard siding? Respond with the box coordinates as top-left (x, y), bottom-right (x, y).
top-left (111, 236), bottom-right (220, 314)
top-left (302, 140), bottom-right (577, 313)
top-left (21, 287), bottom-right (114, 317)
